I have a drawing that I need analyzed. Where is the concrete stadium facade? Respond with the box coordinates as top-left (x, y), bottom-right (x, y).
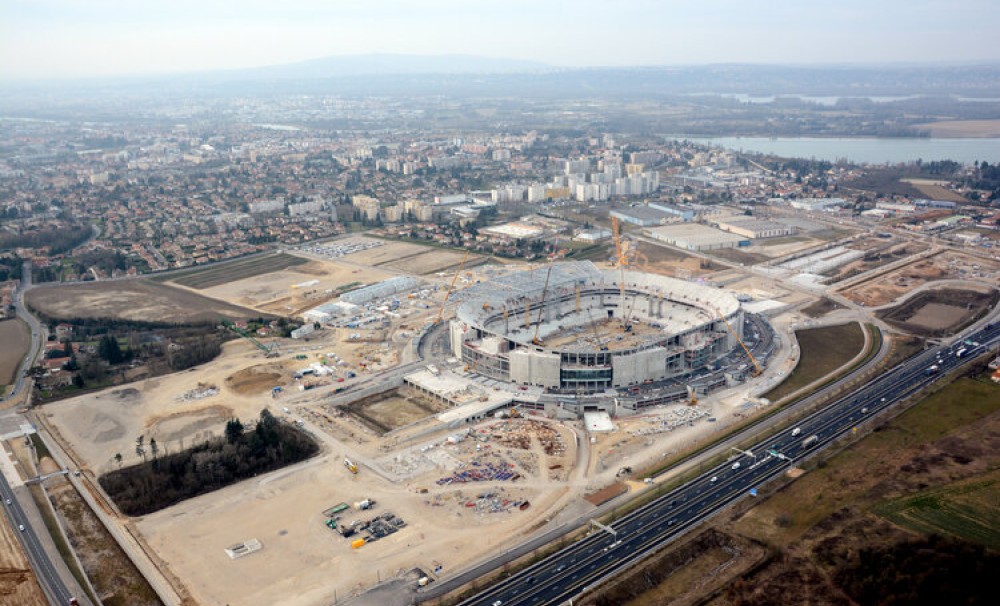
top-left (449, 262), bottom-right (743, 394)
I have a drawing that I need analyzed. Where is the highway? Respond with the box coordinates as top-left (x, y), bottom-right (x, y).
top-left (458, 322), bottom-right (1000, 606)
top-left (0, 472), bottom-right (75, 606)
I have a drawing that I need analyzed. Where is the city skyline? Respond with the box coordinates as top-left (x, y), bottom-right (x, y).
top-left (2, 0), bottom-right (999, 81)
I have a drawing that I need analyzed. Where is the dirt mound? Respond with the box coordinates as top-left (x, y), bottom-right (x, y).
top-left (80, 409), bottom-right (127, 443)
top-left (225, 364), bottom-right (288, 395)
top-left (147, 405), bottom-right (234, 444)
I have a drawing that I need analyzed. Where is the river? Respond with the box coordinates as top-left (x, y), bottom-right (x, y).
top-left (682, 136), bottom-right (1000, 165)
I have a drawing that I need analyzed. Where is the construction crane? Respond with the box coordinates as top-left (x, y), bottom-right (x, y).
top-left (531, 262), bottom-right (555, 346)
top-left (434, 250), bottom-right (470, 325)
top-left (610, 216), bottom-right (633, 332)
top-left (715, 309), bottom-right (762, 376)
top-left (221, 319), bottom-right (279, 357)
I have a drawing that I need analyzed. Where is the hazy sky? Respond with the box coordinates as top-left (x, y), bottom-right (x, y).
top-left (1, 0), bottom-right (998, 80)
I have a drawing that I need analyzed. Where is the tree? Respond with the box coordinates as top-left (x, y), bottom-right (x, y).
top-left (114, 452), bottom-right (122, 468)
top-left (98, 334), bottom-right (124, 364)
top-left (72, 373), bottom-right (84, 389)
top-left (150, 438), bottom-right (158, 458)
top-left (225, 418), bottom-right (245, 444)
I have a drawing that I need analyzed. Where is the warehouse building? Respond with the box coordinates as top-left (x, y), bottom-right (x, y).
top-left (339, 276), bottom-right (420, 305)
top-left (645, 223), bottom-right (747, 251)
top-left (610, 206), bottom-right (675, 227)
top-left (715, 216), bottom-right (794, 239)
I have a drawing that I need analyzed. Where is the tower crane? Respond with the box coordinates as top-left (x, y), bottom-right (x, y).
top-left (434, 250), bottom-right (470, 325)
top-left (714, 308), bottom-right (761, 377)
top-left (221, 319), bottom-right (279, 357)
top-left (610, 216), bottom-right (634, 332)
top-left (531, 262), bottom-right (555, 346)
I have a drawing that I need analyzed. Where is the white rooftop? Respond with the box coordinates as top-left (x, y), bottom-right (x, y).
top-left (583, 411), bottom-right (615, 433)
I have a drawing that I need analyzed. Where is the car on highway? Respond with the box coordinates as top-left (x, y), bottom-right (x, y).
top-left (18, 524), bottom-right (24, 532)
top-left (710, 476), bottom-right (718, 483)
top-left (4, 498), bottom-right (10, 505)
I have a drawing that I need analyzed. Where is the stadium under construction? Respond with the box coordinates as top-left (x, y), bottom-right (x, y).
top-left (448, 262), bottom-right (775, 415)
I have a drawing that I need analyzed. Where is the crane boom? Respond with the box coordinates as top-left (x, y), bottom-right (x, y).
top-left (531, 262), bottom-right (555, 346)
top-left (435, 250), bottom-right (470, 324)
top-left (716, 310), bottom-right (761, 376)
top-left (221, 319), bottom-right (278, 357)
top-left (610, 216), bottom-right (633, 332)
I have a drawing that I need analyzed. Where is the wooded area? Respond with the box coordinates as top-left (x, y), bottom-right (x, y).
top-left (99, 410), bottom-right (319, 516)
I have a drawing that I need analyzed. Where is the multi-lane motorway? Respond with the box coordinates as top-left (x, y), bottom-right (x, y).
top-left (459, 321), bottom-right (1000, 606)
top-left (0, 473), bottom-right (76, 606)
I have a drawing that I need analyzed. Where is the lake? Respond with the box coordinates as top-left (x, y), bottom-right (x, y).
top-left (682, 136), bottom-right (1000, 165)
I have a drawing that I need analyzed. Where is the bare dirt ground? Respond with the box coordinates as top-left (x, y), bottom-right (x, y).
top-left (25, 280), bottom-right (264, 324)
top-left (914, 119), bottom-right (1000, 138)
top-left (344, 240), bottom-right (429, 266)
top-left (876, 287), bottom-right (1000, 337)
top-left (191, 256), bottom-right (393, 316)
top-left (635, 241), bottom-right (717, 278)
top-left (343, 391), bottom-right (447, 435)
top-left (382, 249), bottom-right (472, 275)
top-left (900, 178), bottom-right (969, 203)
top-left (840, 250), bottom-right (1000, 307)
top-left (0, 318), bottom-right (28, 387)
top-left (225, 363), bottom-right (291, 396)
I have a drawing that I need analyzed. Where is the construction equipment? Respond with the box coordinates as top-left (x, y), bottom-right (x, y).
top-left (531, 262), bottom-right (555, 346)
top-left (344, 457), bottom-right (359, 474)
top-left (686, 384), bottom-right (698, 406)
top-left (435, 250), bottom-right (470, 325)
top-left (610, 216), bottom-right (633, 332)
top-left (221, 319), bottom-right (279, 357)
top-left (714, 309), bottom-right (762, 376)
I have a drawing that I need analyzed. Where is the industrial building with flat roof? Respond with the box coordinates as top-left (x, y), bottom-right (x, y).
top-left (610, 205), bottom-right (676, 227)
top-left (715, 216), bottom-right (794, 239)
top-left (645, 223), bottom-right (748, 251)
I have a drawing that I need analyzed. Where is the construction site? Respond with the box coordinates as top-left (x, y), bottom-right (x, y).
top-left (32, 224), bottom-right (923, 606)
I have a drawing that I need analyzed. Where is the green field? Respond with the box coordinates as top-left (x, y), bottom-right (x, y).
top-left (159, 253), bottom-right (308, 289)
top-left (764, 322), bottom-right (866, 402)
top-left (876, 471), bottom-right (1000, 550)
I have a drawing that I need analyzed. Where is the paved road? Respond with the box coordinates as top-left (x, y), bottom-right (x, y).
top-left (5, 260), bottom-right (44, 400)
top-left (1, 471), bottom-right (76, 606)
top-left (454, 321), bottom-right (1000, 606)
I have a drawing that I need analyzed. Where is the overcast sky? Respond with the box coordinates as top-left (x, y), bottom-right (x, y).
top-left (1, 0), bottom-right (998, 80)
